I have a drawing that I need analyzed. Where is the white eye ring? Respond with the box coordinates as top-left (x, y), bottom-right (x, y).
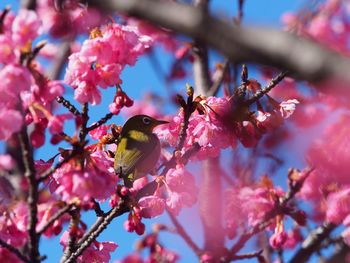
top-left (142, 117), bottom-right (151, 125)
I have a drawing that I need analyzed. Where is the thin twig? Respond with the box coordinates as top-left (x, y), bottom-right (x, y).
top-left (0, 6), bottom-right (10, 33)
top-left (37, 204), bottom-right (74, 236)
top-left (79, 103), bottom-right (89, 143)
top-left (245, 71), bottom-right (288, 106)
top-left (19, 127), bottom-right (40, 263)
top-left (21, 0), bottom-right (36, 10)
top-left (87, 113), bottom-right (113, 132)
top-left (0, 238), bottom-right (30, 263)
top-left (207, 60), bottom-right (229, 97)
top-left (60, 210), bottom-right (79, 263)
top-left (230, 167), bottom-right (313, 256)
top-left (230, 249), bottom-right (263, 261)
top-left (289, 223), bottom-right (337, 263)
top-left (56, 96), bottom-right (81, 116)
top-left (38, 149), bottom-right (80, 182)
top-left (64, 203), bottom-right (130, 263)
top-left (166, 208), bottom-right (201, 255)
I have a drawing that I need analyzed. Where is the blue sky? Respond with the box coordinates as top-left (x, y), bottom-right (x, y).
top-left (0, 0), bottom-right (308, 262)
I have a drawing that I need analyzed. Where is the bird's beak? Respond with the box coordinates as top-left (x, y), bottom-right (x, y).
top-left (155, 120), bottom-right (169, 126)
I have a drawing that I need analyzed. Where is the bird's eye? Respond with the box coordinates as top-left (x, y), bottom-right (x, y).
top-left (142, 117), bottom-right (151, 125)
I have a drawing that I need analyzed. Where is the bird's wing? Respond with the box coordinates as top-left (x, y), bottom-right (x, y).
top-left (114, 131), bottom-right (159, 178)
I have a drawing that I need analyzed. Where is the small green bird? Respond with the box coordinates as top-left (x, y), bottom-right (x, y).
top-left (114, 115), bottom-right (168, 187)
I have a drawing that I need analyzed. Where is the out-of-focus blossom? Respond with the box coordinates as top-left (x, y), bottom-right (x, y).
top-left (11, 9), bottom-right (42, 47)
top-left (127, 19), bottom-right (178, 51)
top-left (0, 154), bottom-right (14, 170)
top-left (164, 165), bottom-right (198, 215)
top-left (0, 35), bottom-right (15, 64)
top-left (0, 247), bottom-right (22, 263)
top-left (325, 187), bottom-right (350, 224)
top-left (37, 0), bottom-right (103, 38)
top-left (0, 109), bottom-right (22, 140)
top-left (279, 99), bottom-right (299, 119)
top-left (0, 202), bottom-right (28, 247)
top-left (138, 195), bottom-right (165, 218)
top-left (0, 64), bottom-right (32, 104)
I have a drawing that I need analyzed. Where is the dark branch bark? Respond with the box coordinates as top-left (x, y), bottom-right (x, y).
top-left (289, 223), bottom-right (336, 263)
top-left (19, 128), bottom-right (40, 263)
top-left (0, 238), bottom-right (30, 263)
top-left (63, 204), bottom-right (129, 263)
top-left (86, 0), bottom-right (350, 84)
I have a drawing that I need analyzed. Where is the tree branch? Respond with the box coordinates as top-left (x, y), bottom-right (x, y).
top-left (87, 0), bottom-right (350, 83)
top-left (37, 204), bottom-right (74, 236)
top-left (289, 223), bottom-right (337, 263)
top-left (18, 127), bottom-right (40, 263)
top-left (63, 203), bottom-right (129, 263)
top-left (0, 238), bottom-right (30, 263)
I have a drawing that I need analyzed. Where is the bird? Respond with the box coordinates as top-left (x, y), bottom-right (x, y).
top-left (114, 115), bottom-right (168, 187)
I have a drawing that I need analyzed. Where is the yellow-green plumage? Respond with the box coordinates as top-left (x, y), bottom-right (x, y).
top-left (114, 115), bottom-right (168, 186)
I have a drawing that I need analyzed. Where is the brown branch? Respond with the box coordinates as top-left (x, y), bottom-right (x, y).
top-left (79, 103), bottom-right (89, 143)
top-left (87, 113), bottom-right (113, 132)
top-left (245, 71), bottom-right (288, 106)
top-left (231, 249), bottom-right (263, 261)
top-left (37, 204), bottom-right (74, 236)
top-left (166, 208), bottom-right (201, 256)
top-left (63, 203), bottom-right (130, 263)
top-left (289, 223), bottom-right (337, 263)
top-left (38, 149), bottom-right (79, 182)
top-left (18, 127), bottom-right (40, 263)
top-left (192, 0), bottom-right (211, 95)
top-left (56, 96), bottom-right (81, 116)
top-left (21, 0), bottom-right (36, 10)
top-left (60, 210), bottom-right (80, 263)
top-left (207, 60), bottom-right (229, 97)
top-left (87, 0), bottom-right (350, 84)
top-left (325, 241), bottom-right (350, 263)
top-left (0, 238), bottom-right (30, 263)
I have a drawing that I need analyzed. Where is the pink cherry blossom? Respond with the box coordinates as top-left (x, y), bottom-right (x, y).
top-left (11, 9), bottom-right (42, 47)
top-left (47, 113), bottom-right (72, 134)
top-left (51, 150), bottom-right (116, 202)
top-left (279, 99), bottom-right (299, 119)
top-left (65, 22), bottom-right (151, 105)
top-left (0, 64), bottom-right (32, 104)
top-left (325, 187), bottom-right (350, 224)
top-left (0, 247), bottom-right (22, 263)
top-left (37, 0), bottom-right (103, 38)
top-left (89, 124), bottom-right (109, 140)
top-left (270, 228), bottom-right (287, 249)
top-left (0, 201), bottom-right (28, 247)
top-left (138, 195), bottom-right (166, 218)
top-left (0, 35), bottom-right (15, 64)
top-left (164, 165), bottom-right (198, 215)
top-left (76, 241), bottom-right (118, 263)
top-left (0, 109), bottom-right (22, 141)
top-left (0, 154), bottom-right (15, 170)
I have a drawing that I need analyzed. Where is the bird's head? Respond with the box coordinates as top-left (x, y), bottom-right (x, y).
top-left (122, 115), bottom-right (169, 134)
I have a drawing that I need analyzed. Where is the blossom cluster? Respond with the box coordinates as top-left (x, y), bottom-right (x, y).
top-left (155, 96), bottom-right (299, 159)
top-left (64, 23), bottom-right (152, 105)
